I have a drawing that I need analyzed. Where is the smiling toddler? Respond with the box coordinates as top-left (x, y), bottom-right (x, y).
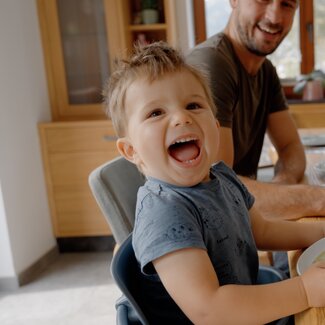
top-left (104, 41), bottom-right (325, 325)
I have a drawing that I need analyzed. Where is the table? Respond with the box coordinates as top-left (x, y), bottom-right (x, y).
top-left (286, 128), bottom-right (325, 324)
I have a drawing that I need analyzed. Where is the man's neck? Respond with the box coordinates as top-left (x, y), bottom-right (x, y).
top-left (223, 25), bottom-right (265, 76)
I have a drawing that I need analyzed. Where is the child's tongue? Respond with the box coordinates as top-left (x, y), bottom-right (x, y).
top-left (169, 142), bottom-right (199, 162)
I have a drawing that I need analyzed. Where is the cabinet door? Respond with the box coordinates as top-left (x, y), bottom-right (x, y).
top-left (39, 121), bottom-right (119, 237)
top-left (37, 0), bottom-right (124, 121)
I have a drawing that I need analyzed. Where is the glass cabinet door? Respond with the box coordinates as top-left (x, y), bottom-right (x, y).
top-left (37, 0), bottom-right (124, 120)
top-left (57, 0), bottom-right (110, 105)
top-left (37, 0), bottom-right (176, 120)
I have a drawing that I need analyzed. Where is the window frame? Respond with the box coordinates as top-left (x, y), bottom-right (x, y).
top-left (192, 0), bottom-right (316, 99)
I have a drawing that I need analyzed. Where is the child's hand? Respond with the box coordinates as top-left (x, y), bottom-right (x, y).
top-left (301, 261), bottom-right (325, 307)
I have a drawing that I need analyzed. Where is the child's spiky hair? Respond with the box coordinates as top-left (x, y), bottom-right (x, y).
top-left (103, 41), bottom-right (216, 137)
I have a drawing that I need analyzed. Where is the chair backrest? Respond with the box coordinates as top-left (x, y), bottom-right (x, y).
top-left (111, 233), bottom-right (150, 325)
top-left (88, 156), bottom-right (145, 245)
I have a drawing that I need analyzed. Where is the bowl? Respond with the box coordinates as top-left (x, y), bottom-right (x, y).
top-left (297, 237), bottom-right (325, 275)
top-left (313, 161), bottom-right (325, 183)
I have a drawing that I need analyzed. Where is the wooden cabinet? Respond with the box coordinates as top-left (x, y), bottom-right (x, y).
top-left (37, 0), bottom-right (176, 237)
top-left (289, 102), bottom-right (325, 128)
top-left (37, 0), bottom-right (176, 121)
top-left (37, 0), bottom-right (125, 121)
top-left (39, 121), bottom-right (119, 237)
top-left (120, 0), bottom-right (176, 53)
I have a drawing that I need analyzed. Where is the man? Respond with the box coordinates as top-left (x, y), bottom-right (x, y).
top-left (187, 0), bottom-right (325, 221)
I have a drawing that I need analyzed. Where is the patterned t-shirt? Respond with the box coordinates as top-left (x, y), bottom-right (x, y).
top-left (132, 162), bottom-right (258, 324)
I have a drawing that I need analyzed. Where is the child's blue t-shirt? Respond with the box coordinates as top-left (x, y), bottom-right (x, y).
top-left (132, 161), bottom-right (258, 324)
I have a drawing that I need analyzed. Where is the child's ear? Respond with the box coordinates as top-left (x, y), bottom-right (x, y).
top-left (116, 138), bottom-right (137, 163)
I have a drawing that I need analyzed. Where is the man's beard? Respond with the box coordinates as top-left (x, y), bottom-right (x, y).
top-left (245, 40), bottom-right (279, 57)
top-left (237, 21), bottom-right (284, 57)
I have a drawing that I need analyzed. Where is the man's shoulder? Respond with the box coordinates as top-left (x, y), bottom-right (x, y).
top-left (186, 33), bottom-right (237, 76)
top-left (188, 33), bottom-right (233, 58)
top-left (196, 32), bottom-right (225, 48)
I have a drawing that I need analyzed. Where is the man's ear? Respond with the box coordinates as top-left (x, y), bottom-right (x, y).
top-left (116, 137), bottom-right (136, 163)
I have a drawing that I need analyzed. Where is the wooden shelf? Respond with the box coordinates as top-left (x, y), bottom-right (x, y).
top-left (129, 23), bottom-right (167, 31)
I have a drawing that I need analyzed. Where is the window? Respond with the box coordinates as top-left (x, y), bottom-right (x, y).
top-left (192, 0), bottom-right (325, 99)
top-left (314, 0), bottom-right (325, 72)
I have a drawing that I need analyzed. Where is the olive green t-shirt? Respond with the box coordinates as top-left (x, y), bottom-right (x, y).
top-left (187, 33), bottom-right (288, 178)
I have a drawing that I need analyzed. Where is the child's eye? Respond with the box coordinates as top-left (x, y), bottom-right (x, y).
top-left (147, 109), bottom-right (163, 118)
top-left (186, 102), bottom-right (202, 110)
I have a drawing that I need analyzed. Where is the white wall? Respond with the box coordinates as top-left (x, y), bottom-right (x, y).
top-left (0, 0), bottom-right (55, 284)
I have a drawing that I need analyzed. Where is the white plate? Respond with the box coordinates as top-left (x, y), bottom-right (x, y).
top-left (301, 134), bottom-right (325, 147)
top-left (297, 237), bottom-right (325, 275)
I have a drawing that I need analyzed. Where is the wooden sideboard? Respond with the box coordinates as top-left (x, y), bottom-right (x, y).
top-left (289, 102), bottom-right (325, 128)
top-left (39, 120), bottom-right (119, 237)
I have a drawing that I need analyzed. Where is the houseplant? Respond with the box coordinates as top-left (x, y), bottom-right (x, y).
top-left (293, 69), bottom-right (325, 101)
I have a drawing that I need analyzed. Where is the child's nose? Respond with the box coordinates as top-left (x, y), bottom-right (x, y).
top-left (172, 111), bottom-right (192, 127)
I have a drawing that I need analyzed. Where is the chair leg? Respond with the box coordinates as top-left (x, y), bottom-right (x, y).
top-left (116, 304), bottom-right (129, 325)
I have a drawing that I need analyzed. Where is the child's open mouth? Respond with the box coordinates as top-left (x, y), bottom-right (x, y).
top-left (168, 137), bottom-right (200, 163)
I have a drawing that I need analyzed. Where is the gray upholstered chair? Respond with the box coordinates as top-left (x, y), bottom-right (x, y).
top-left (110, 233), bottom-right (149, 325)
top-left (88, 156), bottom-right (145, 245)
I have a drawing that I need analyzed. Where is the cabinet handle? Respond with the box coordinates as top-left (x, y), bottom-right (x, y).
top-left (103, 135), bottom-right (118, 141)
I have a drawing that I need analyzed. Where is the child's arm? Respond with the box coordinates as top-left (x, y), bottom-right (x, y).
top-left (153, 247), bottom-right (325, 325)
top-left (249, 206), bottom-right (325, 251)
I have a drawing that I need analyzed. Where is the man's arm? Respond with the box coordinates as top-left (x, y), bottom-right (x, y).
top-left (249, 205), bottom-right (325, 250)
top-left (239, 178), bottom-right (325, 220)
top-left (267, 110), bottom-right (306, 184)
top-left (218, 123), bottom-right (325, 220)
